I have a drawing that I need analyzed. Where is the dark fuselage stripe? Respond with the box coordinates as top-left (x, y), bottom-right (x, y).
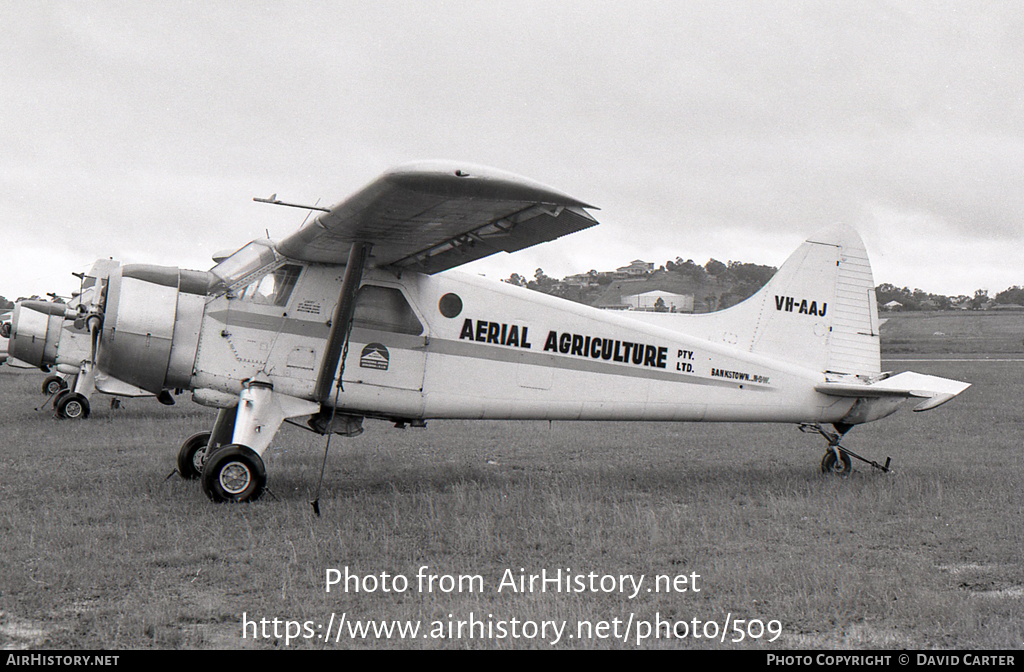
top-left (208, 309), bottom-right (763, 389)
top-left (423, 336), bottom-right (730, 387)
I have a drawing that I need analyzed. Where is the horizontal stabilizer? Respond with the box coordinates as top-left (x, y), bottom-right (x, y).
top-left (816, 371), bottom-right (971, 412)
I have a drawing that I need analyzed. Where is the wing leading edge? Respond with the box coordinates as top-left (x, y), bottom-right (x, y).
top-left (275, 161), bottom-right (599, 274)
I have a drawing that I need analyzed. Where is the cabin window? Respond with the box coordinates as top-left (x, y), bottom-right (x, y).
top-left (353, 285), bottom-right (423, 335)
top-left (209, 239), bottom-right (279, 294)
top-left (238, 264), bottom-right (302, 307)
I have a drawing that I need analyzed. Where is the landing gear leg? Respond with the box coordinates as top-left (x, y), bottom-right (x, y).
top-left (199, 376), bottom-right (318, 503)
top-left (54, 361), bottom-right (98, 420)
top-left (799, 423), bottom-right (892, 475)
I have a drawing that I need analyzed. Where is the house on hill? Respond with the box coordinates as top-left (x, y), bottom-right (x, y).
top-left (616, 260), bottom-right (653, 278)
top-left (562, 272), bottom-right (599, 288)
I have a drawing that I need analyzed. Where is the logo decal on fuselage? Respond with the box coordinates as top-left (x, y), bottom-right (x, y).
top-left (360, 343), bottom-right (390, 370)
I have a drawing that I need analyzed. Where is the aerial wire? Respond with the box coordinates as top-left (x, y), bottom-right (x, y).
top-left (310, 301), bottom-right (354, 517)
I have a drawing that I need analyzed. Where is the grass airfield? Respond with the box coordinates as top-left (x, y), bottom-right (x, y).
top-left (0, 311), bottom-right (1022, 649)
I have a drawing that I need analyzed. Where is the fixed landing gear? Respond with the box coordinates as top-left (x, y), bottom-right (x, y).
top-left (799, 422), bottom-right (891, 475)
top-left (177, 374), bottom-right (319, 503)
top-left (177, 431), bottom-right (213, 480)
top-left (52, 388), bottom-right (70, 409)
top-left (43, 370), bottom-right (96, 420)
top-left (56, 392), bottom-right (90, 419)
top-left (42, 375), bottom-right (68, 396)
top-left (176, 438), bottom-right (268, 503)
top-left (821, 449), bottom-right (853, 475)
top-left (200, 444), bottom-right (266, 503)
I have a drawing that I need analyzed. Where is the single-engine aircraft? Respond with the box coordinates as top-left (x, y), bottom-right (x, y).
top-left (7, 261), bottom-right (159, 417)
top-left (1, 310), bottom-right (11, 365)
top-left (8, 161), bottom-right (969, 502)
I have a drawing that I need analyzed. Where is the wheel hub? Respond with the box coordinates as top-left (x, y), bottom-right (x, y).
top-left (219, 462), bottom-right (252, 494)
top-left (191, 447), bottom-right (207, 473)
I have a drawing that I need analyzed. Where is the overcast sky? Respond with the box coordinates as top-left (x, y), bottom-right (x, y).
top-left (3, 1), bottom-right (1022, 302)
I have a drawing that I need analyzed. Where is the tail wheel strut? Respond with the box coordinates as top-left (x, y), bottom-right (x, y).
top-left (799, 423), bottom-right (892, 474)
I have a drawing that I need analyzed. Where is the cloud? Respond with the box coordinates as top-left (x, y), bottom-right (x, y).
top-left (2, 2), bottom-right (1021, 301)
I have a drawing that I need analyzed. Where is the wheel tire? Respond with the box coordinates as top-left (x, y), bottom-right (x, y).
top-left (42, 375), bottom-right (66, 395)
top-left (52, 389), bottom-right (70, 409)
top-left (821, 450), bottom-right (852, 476)
top-left (177, 431), bottom-right (213, 480)
top-left (201, 444), bottom-right (266, 503)
top-left (57, 392), bottom-right (90, 420)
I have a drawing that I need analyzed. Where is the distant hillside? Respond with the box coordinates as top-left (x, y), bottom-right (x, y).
top-left (514, 257), bottom-right (1021, 315)
top-left (522, 258), bottom-right (776, 312)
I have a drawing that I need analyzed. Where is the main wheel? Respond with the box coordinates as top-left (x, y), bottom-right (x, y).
top-left (201, 444), bottom-right (266, 503)
top-left (57, 392), bottom-right (90, 420)
top-left (821, 450), bottom-right (852, 476)
top-left (52, 389), bottom-right (70, 409)
top-left (42, 375), bottom-right (67, 395)
top-left (177, 431), bottom-right (213, 480)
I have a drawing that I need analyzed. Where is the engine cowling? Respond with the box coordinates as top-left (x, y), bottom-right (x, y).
top-left (8, 301), bottom-right (69, 369)
top-left (98, 265), bottom-right (210, 393)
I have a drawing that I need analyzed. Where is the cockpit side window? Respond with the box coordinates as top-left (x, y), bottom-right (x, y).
top-left (353, 285), bottom-right (423, 335)
top-left (238, 264), bottom-right (302, 307)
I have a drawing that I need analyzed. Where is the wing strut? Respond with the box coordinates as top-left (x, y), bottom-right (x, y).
top-left (308, 241), bottom-right (370, 517)
top-left (314, 242), bottom-right (372, 404)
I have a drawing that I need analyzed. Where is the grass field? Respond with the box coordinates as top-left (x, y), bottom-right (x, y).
top-left (1, 311), bottom-right (1022, 649)
top-left (880, 309), bottom-right (1024, 355)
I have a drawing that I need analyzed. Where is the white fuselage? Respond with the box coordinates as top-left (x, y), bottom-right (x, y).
top-left (188, 264), bottom-right (858, 425)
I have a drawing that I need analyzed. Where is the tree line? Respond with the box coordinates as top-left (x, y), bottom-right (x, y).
top-left (506, 258), bottom-right (1022, 312)
top-left (875, 284), bottom-right (1024, 311)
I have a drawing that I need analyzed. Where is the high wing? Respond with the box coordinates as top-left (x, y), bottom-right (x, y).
top-left (275, 161), bottom-right (599, 273)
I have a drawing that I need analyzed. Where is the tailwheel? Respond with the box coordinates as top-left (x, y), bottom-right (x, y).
top-left (201, 444), bottom-right (266, 503)
top-left (821, 449), bottom-right (853, 476)
top-left (56, 392), bottom-right (90, 419)
top-left (800, 423), bottom-right (891, 474)
top-left (42, 375), bottom-right (67, 396)
top-left (177, 431), bottom-right (213, 480)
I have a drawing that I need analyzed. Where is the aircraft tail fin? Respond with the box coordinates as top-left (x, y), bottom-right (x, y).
top-left (705, 225), bottom-right (880, 376)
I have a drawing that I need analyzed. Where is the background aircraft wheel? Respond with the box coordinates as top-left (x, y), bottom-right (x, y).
top-left (201, 444), bottom-right (266, 503)
top-left (57, 392), bottom-right (90, 420)
top-left (42, 375), bottom-right (67, 395)
top-left (177, 431), bottom-right (213, 480)
top-left (821, 450), bottom-right (852, 476)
